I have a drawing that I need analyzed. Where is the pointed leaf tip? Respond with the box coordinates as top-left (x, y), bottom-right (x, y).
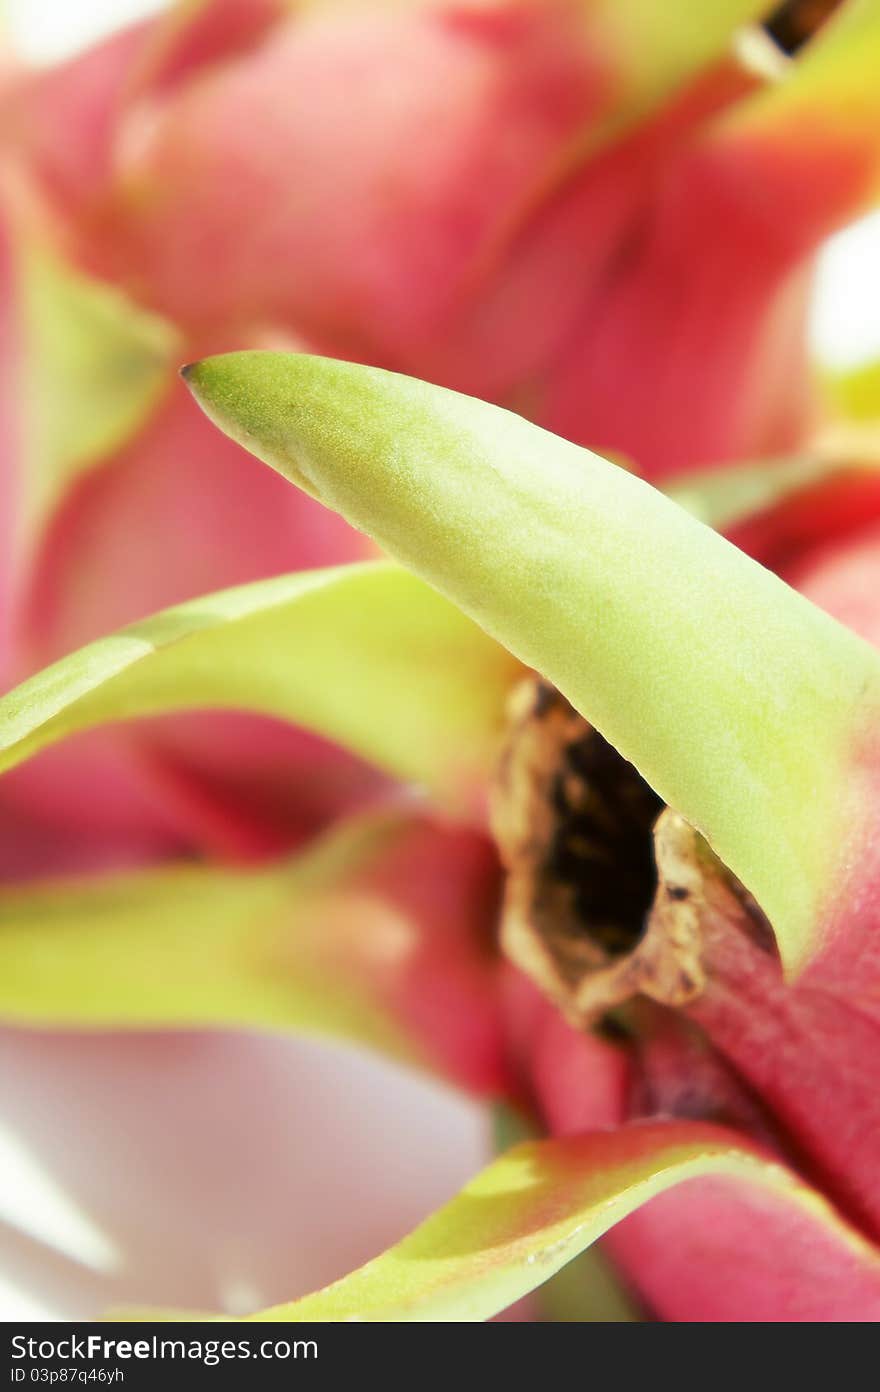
top-left (184, 351), bottom-right (880, 977)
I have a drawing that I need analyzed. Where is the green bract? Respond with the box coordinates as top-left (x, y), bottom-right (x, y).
top-left (113, 1121), bottom-right (880, 1322)
top-left (18, 239), bottom-right (178, 551)
top-left (0, 809), bottom-right (455, 1070)
top-left (0, 560), bottom-right (519, 811)
top-left (183, 351), bottom-right (880, 975)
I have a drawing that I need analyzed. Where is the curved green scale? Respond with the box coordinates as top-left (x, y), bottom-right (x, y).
top-left (0, 560), bottom-right (519, 812)
top-left (112, 1121), bottom-right (880, 1322)
top-left (184, 351), bottom-right (880, 975)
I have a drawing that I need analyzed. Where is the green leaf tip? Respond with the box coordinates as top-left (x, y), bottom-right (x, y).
top-left (18, 238), bottom-right (179, 553)
top-left (184, 351), bottom-right (880, 976)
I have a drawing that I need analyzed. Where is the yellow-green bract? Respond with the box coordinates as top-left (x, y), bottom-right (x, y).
top-left (184, 350), bottom-right (880, 976)
top-left (112, 1121), bottom-right (880, 1322)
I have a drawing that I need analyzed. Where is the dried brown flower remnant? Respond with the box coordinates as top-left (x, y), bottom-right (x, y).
top-left (491, 676), bottom-right (710, 1026)
top-left (765, 0), bottom-right (844, 54)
